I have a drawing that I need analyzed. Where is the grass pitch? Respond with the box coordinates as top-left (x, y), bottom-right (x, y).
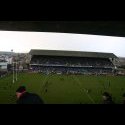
top-left (0, 73), bottom-right (125, 104)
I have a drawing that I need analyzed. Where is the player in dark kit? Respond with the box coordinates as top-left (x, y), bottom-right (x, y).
top-left (102, 92), bottom-right (115, 104)
top-left (16, 86), bottom-right (44, 104)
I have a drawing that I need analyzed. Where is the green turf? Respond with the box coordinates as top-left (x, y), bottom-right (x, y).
top-left (0, 73), bottom-right (125, 104)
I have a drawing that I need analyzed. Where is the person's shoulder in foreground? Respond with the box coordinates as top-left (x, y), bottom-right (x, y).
top-left (16, 86), bottom-right (44, 104)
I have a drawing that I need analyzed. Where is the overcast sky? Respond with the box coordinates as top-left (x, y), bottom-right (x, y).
top-left (0, 31), bottom-right (125, 57)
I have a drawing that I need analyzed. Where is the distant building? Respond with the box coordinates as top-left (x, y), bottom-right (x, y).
top-left (0, 62), bottom-right (8, 71)
top-left (6, 57), bottom-right (13, 64)
top-left (19, 65), bottom-right (23, 70)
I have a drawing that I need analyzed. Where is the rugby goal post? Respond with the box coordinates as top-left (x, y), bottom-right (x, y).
top-left (12, 62), bottom-right (18, 83)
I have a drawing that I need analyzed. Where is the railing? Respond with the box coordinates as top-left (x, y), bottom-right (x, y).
top-left (30, 63), bottom-right (114, 69)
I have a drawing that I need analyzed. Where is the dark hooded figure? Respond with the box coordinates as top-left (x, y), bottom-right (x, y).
top-left (16, 86), bottom-right (44, 104)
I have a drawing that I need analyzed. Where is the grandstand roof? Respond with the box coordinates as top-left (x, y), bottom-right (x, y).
top-left (29, 49), bottom-right (117, 58)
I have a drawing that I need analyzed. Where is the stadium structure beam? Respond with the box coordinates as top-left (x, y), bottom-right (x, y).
top-left (0, 21), bottom-right (125, 37)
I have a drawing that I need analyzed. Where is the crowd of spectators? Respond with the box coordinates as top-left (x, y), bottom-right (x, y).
top-left (31, 56), bottom-right (114, 68)
top-left (31, 66), bottom-right (114, 75)
top-left (30, 56), bottom-right (115, 75)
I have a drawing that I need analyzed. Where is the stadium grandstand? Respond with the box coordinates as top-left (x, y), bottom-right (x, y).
top-left (29, 49), bottom-right (118, 75)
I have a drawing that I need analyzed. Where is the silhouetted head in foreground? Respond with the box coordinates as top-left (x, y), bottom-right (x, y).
top-left (16, 86), bottom-right (44, 104)
top-left (16, 86), bottom-right (26, 99)
top-left (102, 92), bottom-right (114, 104)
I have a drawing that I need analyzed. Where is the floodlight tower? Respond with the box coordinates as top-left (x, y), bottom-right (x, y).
top-left (13, 61), bottom-right (15, 83)
top-left (15, 52), bottom-right (18, 82)
top-left (16, 61), bottom-right (17, 81)
top-left (12, 49), bottom-right (18, 83)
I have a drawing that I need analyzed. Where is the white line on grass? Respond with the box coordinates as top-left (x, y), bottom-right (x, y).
top-left (73, 76), bottom-right (96, 104)
top-left (39, 74), bottom-right (51, 95)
